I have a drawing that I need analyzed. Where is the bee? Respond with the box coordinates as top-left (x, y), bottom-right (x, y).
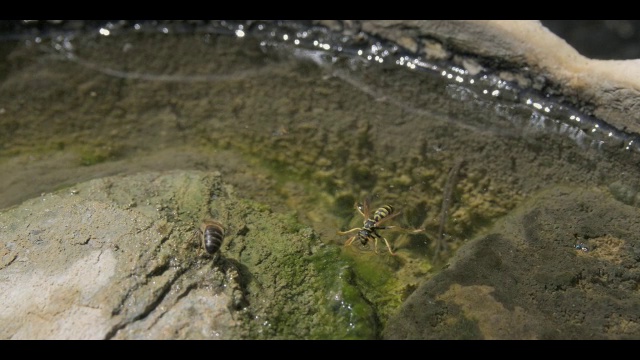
top-left (338, 199), bottom-right (423, 255)
top-left (200, 220), bottom-right (225, 255)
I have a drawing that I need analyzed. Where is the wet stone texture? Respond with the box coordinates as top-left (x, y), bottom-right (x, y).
top-left (356, 20), bottom-right (640, 135)
top-left (0, 170), bottom-right (376, 339)
top-left (383, 185), bottom-right (640, 339)
top-left (2, 21), bottom-right (640, 339)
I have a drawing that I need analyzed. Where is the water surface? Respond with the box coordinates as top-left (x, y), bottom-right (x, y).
top-left (2, 20), bottom-right (640, 338)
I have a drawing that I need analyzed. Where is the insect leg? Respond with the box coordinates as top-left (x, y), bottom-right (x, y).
top-left (376, 233), bottom-right (396, 256)
top-left (380, 225), bottom-right (425, 234)
top-left (338, 227), bottom-right (362, 235)
top-left (345, 236), bottom-right (357, 246)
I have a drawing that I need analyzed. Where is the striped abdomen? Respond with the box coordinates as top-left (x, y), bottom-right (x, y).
top-left (373, 205), bottom-right (393, 222)
top-left (201, 220), bottom-right (225, 255)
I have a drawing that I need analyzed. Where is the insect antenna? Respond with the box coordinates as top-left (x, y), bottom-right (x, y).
top-left (356, 198), bottom-right (371, 219)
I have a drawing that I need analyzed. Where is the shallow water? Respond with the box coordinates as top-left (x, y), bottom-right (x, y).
top-left (2, 20), bottom-right (640, 338)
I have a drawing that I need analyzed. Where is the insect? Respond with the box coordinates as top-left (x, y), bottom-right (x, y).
top-left (574, 242), bottom-right (589, 253)
top-left (200, 220), bottom-right (225, 255)
top-left (338, 199), bottom-right (423, 255)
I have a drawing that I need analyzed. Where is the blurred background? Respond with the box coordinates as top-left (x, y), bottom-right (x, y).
top-left (540, 20), bottom-right (640, 60)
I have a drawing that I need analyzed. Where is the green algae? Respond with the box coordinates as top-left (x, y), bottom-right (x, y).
top-left (0, 26), bottom-right (589, 339)
top-left (190, 136), bottom-right (464, 337)
top-left (308, 247), bottom-right (379, 339)
top-left (136, 178), bottom-right (375, 339)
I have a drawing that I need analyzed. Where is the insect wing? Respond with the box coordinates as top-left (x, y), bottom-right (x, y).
top-left (357, 198), bottom-right (372, 219)
top-left (374, 208), bottom-right (401, 226)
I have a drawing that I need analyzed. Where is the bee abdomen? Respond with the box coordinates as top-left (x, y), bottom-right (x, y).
top-left (202, 221), bottom-right (225, 255)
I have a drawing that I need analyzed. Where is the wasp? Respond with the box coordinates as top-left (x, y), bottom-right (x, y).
top-left (574, 242), bottom-right (589, 253)
top-left (200, 220), bottom-right (225, 255)
top-left (338, 199), bottom-right (423, 255)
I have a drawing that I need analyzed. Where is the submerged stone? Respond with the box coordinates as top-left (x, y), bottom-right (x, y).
top-left (383, 185), bottom-right (640, 339)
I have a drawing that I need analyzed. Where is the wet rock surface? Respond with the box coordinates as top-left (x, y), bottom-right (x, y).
top-left (383, 185), bottom-right (640, 339)
top-left (353, 20), bottom-right (640, 137)
top-left (0, 170), bottom-right (377, 339)
top-left (2, 21), bottom-right (640, 339)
